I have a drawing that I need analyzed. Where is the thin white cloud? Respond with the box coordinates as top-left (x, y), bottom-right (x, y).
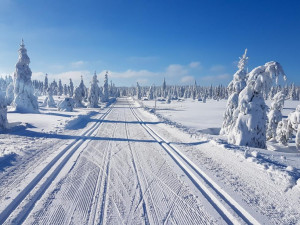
top-left (189, 61), bottom-right (201, 69)
top-left (32, 72), bottom-right (45, 81)
top-left (180, 76), bottom-right (195, 84)
top-left (47, 70), bottom-right (92, 86)
top-left (165, 64), bottom-right (188, 77)
top-left (136, 78), bottom-right (148, 85)
top-left (210, 65), bottom-right (226, 73)
top-left (70, 60), bottom-right (86, 68)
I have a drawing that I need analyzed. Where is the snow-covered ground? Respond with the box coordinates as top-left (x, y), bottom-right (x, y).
top-left (139, 98), bottom-right (299, 134)
top-left (0, 97), bottom-right (299, 224)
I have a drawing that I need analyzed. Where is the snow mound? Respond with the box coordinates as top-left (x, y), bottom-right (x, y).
top-left (64, 111), bottom-right (98, 130)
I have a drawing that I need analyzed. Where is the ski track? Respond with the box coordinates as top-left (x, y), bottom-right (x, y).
top-left (1, 97), bottom-right (283, 224)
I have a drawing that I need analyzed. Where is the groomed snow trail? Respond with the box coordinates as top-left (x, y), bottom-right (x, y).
top-left (1, 98), bottom-right (264, 224)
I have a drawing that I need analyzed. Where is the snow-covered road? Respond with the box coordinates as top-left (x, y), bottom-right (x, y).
top-left (0, 98), bottom-right (299, 224)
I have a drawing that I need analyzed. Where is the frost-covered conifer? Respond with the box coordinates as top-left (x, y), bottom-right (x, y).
top-left (63, 84), bottom-right (68, 96)
top-left (88, 72), bottom-right (100, 108)
top-left (266, 91), bottom-right (285, 140)
top-left (167, 94), bottom-right (172, 104)
top-left (44, 74), bottom-right (48, 95)
top-left (192, 80), bottom-right (197, 100)
top-left (147, 85), bottom-right (154, 100)
top-left (162, 78), bottom-right (167, 98)
top-left (12, 39), bottom-right (39, 113)
top-left (0, 92), bottom-right (8, 130)
top-left (51, 80), bottom-right (58, 95)
top-left (58, 79), bottom-right (63, 96)
top-left (229, 61), bottom-right (286, 148)
top-left (43, 87), bottom-right (56, 107)
top-left (220, 49), bottom-right (248, 135)
top-left (278, 105), bottom-right (300, 148)
top-left (6, 83), bottom-right (14, 105)
top-left (296, 127), bottom-right (300, 149)
top-left (102, 71), bottom-right (109, 102)
top-left (137, 82), bottom-right (142, 100)
top-left (58, 97), bottom-right (74, 112)
top-left (276, 119), bottom-right (290, 146)
top-left (69, 78), bottom-right (74, 97)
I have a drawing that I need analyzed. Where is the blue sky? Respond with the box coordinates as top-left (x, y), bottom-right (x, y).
top-left (0, 0), bottom-right (299, 87)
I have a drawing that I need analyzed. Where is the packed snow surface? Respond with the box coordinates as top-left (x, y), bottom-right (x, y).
top-left (0, 97), bottom-right (299, 224)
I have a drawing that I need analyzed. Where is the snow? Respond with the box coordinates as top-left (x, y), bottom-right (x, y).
top-left (0, 97), bottom-right (299, 224)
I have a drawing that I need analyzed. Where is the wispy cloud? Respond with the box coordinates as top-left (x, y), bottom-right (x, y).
top-left (43, 70), bottom-right (92, 86)
top-left (70, 60), bottom-right (86, 68)
top-left (165, 64), bottom-right (188, 77)
top-left (189, 61), bottom-right (201, 69)
top-left (136, 78), bottom-right (148, 85)
top-left (180, 76), bottom-right (195, 84)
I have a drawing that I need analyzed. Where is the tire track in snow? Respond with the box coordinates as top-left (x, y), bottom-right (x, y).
top-left (0, 106), bottom-right (114, 225)
top-left (128, 99), bottom-right (260, 225)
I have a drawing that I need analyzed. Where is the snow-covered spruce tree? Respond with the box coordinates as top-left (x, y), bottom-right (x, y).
top-left (50, 80), bottom-right (58, 95)
top-left (162, 78), bottom-right (167, 98)
top-left (63, 84), bottom-right (68, 96)
top-left (276, 105), bottom-right (300, 148)
top-left (73, 86), bottom-right (85, 108)
top-left (6, 83), bottom-right (14, 105)
top-left (0, 92), bottom-right (8, 130)
top-left (147, 85), bottom-right (154, 100)
top-left (43, 74), bottom-right (48, 95)
top-left (58, 97), bottom-right (74, 112)
top-left (58, 79), bottom-right (63, 96)
top-left (88, 72), bottom-right (100, 108)
top-left (167, 93), bottom-right (172, 104)
top-left (43, 87), bottom-right (56, 107)
top-left (136, 82), bottom-right (142, 100)
top-left (266, 91), bottom-right (285, 140)
top-left (192, 80), bottom-right (197, 100)
top-left (12, 39), bottom-right (39, 113)
top-left (220, 49), bottom-right (248, 135)
top-left (276, 119), bottom-right (290, 146)
top-left (102, 71), bottom-right (109, 102)
top-left (228, 61), bottom-right (286, 148)
top-left (69, 78), bottom-right (74, 97)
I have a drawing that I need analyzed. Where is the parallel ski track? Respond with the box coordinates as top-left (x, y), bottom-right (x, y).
top-left (124, 109), bottom-right (152, 225)
top-left (98, 111), bottom-right (120, 225)
top-left (0, 105), bottom-right (114, 225)
top-left (128, 100), bottom-right (260, 225)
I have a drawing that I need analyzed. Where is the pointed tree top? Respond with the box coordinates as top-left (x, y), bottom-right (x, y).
top-left (20, 38), bottom-right (25, 47)
top-left (94, 71), bottom-right (97, 75)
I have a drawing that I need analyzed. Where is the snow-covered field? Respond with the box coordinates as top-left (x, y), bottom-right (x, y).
top-left (139, 98), bottom-right (299, 136)
top-left (0, 97), bottom-right (299, 224)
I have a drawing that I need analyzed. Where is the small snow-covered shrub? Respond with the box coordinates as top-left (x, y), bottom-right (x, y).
top-left (266, 91), bottom-right (285, 140)
top-left (277, 105), bottom-right (300, 148)
top-left (276, 120), bottom-right (290, 146)
top-left (58, 97), bottom-right (74, 112)
top-left (0, 92), bottom-right (8, 130)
